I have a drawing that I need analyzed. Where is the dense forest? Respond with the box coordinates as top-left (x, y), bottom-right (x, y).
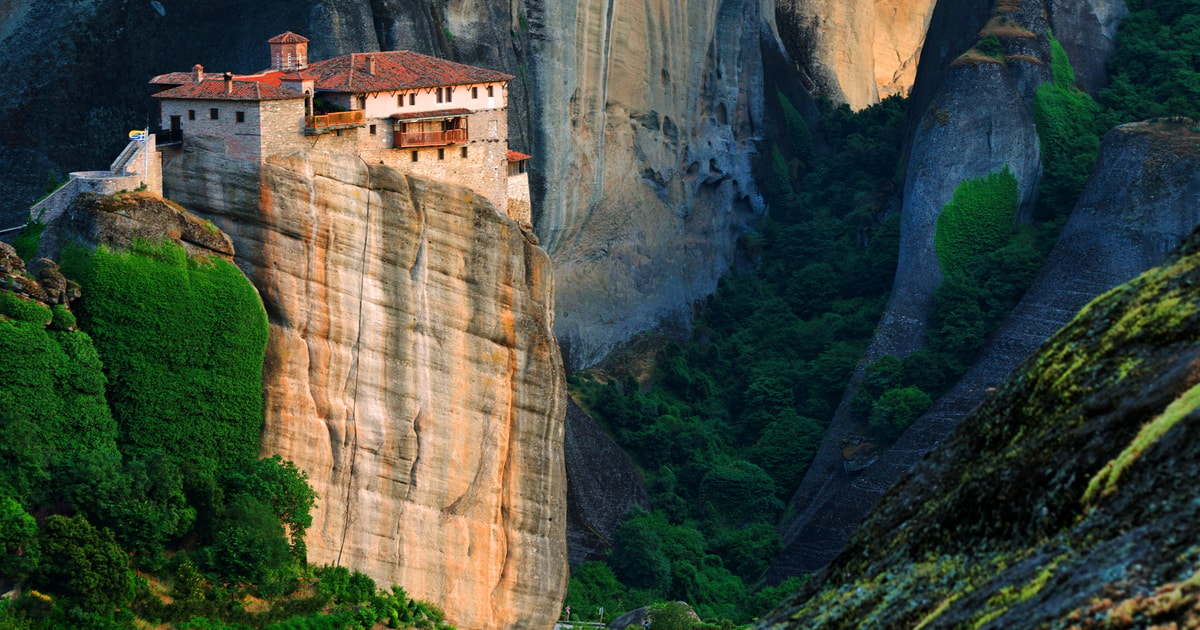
top-left (562, 0), bottom-right (1198, 625)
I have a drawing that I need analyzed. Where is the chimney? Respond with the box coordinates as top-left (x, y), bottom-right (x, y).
top-left (224, 72), bottom-right (233, 94)
top-left (367, 55), bottom-right (376, 75)
top-left (193, 64), bottom-right (204, 83)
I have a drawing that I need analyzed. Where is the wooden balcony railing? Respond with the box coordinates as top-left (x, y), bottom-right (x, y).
top-left (395, 128), bottom-right (467, 148)
top-left (306, 110), bottom-right (366, 130)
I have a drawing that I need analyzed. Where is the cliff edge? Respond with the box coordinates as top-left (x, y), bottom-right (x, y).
top-left (163, 140), bottom-right (568, 630)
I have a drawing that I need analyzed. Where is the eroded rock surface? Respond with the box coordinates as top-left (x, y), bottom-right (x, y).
top-left (773, 120), bottom-right (1200, 577)
top-left (761, 191), bottom-right (1200, 628)
top-left (164, 142), bottom-right (568, 630)
top-left (774, 0), bottom-right (937, 109)
top-left (563, 398), bottom-right (649, 566)
top-left (526, 0), bottom-right (766, 368)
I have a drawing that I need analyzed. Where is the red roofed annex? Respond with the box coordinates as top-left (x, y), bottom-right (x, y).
top-left (150, 32), bottom-right (529, 223)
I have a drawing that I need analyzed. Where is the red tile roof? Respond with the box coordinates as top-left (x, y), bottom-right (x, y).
top-left (151, 71), bottom-right (225, 85)
top-left (307, 51), bottom-right (513, 93)
top-left (391, 108), bottom-right (472, 121)
top-left (152, 79), bottom-right (304, 101)
top-left (507, 150), bottom-right (532, 162)
top-left (268, 32), bottom-right (309, 44)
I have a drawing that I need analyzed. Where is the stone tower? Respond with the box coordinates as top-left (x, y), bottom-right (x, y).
top-left (268, 32), bottom-right (309, 72)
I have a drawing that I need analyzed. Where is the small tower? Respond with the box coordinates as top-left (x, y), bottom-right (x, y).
top-left (268, 32), bottom-right (309, 72)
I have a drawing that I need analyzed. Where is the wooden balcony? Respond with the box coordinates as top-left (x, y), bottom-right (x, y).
top-left (395, 128), bottom-right (467, 148)
top-left (305, 110), bottom-right (366, 134)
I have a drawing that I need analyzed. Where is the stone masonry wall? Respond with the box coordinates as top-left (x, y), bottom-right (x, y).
top-left (507, 172), bottom-right (530, 225)
top-left (260, 99), bottom-right (309, 156)
top-left (161, 97), bottom-right (306, 162)
top-left (357, 108), bottom-right (510, 214)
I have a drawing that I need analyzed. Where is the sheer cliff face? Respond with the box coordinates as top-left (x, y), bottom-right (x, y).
top-left (774, 0), bottom-right (1121, 576)
top-left (774, 0), bottom-right (937, 109)
top-left (163, 143), bottom-right (567, 630)
top-left (526, 0), bottom-right (766, 368)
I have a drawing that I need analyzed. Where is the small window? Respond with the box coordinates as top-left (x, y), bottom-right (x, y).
top-left (409, 93), bottom-right (415, 106)
top-left (411, 150), bottom-right (418, 162)
top-left (438, 148), bottom-right (445, 160)
top-left (486, 85), bottom-right (493, 97)
top-left (357, 96), bottom-right (366, 109)
top-left (446, 87), bottom-right (452, 102)
top-left (188, 110), bottom-right (196, 120)
top-left (472, 87), bottom-right (478, 99)
top-left (209, 108), bottom-right (219, 120)
top-left (436, 88), bottom-right (443, 104)
top-left (369, 124), bottom-right (377, 135)
top-left (461, 147), bottom-right (468, 158)
top-left (235, 111), bottom-right (245, 123)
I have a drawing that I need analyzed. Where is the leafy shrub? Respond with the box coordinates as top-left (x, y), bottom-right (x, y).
top-left (1033, 36), bottom-right (1099, 221)
top-left (869, 386), bottom-right (933, 432)
top-left (11, 221), bottom-right (45, 262)
top-left (60, 239), bottom-right (268, 471)
top-left (975, 35), bottom-right (1005, 59)
top-left (934, 168), bottom-right (1020, 279)
top-left (0, 291), bottom-right (51, 325)
top-left (30, 514), bottom-right (135, 612)
top-left (0, 317), bottom-right (117, 500)
top-left (48, 304), bottom-right (75, 330)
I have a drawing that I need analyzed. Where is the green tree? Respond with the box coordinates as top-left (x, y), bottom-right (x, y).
top-left (222, 455), bottom-right (318, 558)
top-left (0, 498), bottom-right (38, 578)
top-left (609, 511), bottom-right (672, 592)
top-left (869, 386), bottom-right (933, 432)
top-left (208, 494), bottom-right (292, 584)
top-left (31, 514), bottom-right (135, 612)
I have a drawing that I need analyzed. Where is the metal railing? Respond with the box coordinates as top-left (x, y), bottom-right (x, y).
top-left (306, 110), bottom-right (366, 129)
top-left (395, 128), bottom-right (467, 147)
top-left (155, 129), bottom-right (183, 145)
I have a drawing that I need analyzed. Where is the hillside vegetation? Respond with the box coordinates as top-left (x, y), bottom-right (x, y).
top-left (565, 0), bottom-right (1200, 623)
top-left (0, 229), bottom-right (452, 629)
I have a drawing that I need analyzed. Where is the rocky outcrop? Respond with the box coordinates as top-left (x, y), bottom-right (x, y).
top-left (163, 140), bottom-right (568, 630)
top-left (526, 0), bottom-right (766, 368)
top-left (36, 191), bottom-right (234, 263)
top-left (760, 208), bottom-right (1200, 629)
top-left (773, 0), bottom-right (1050, 577)
top-left (1047, 0), bottom-right (1127, 94)
top-left (773, 119), bottom-right (1200, 577)
top-left (774, 0), bottom-right (937, 109)
top-left (563, 398), bottom-right (649, 566)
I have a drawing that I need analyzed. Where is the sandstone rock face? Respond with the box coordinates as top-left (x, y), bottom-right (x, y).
top-left (773, 120), bottom-right (1200, 576)
top-left (164, 141), bottom-right (568, 630)
top-left (774, 0), bottom-right (937, 109)
top-left (525, 0), bottom-right (766, 368)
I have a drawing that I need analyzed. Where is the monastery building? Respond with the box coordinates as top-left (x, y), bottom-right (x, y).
top-left (150, 32), bottom-right (531, 223)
